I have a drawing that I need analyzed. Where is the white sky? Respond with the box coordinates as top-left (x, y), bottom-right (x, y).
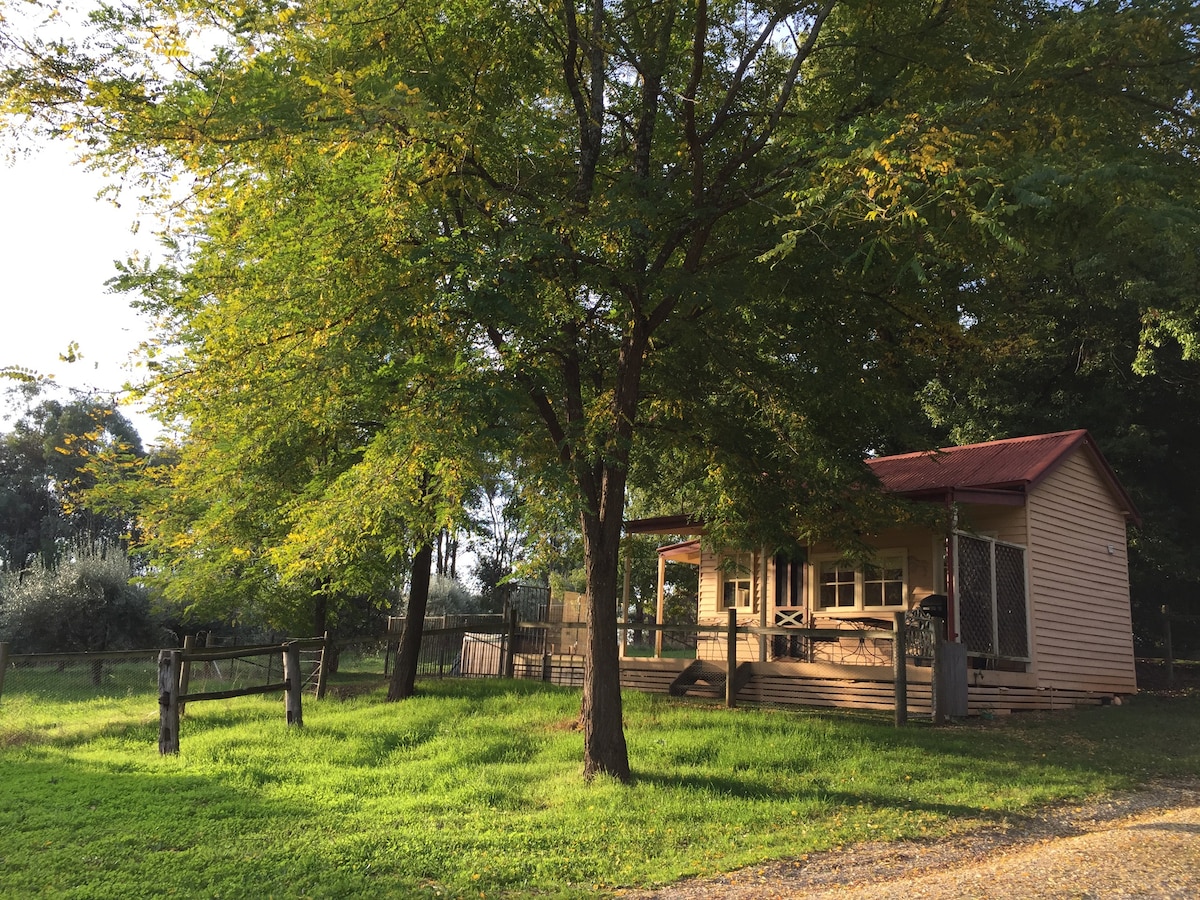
top-left (0, 141), bottom-right (162, 440)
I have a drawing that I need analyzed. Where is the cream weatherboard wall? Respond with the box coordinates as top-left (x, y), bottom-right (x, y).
top-left (695, 547), bottom-right (763, 662)
top-left (958, 503), bottom-right (1027, 548)
top-left (1026, 447), bottom-right (1137, 693)
top-left (805, 525), bottom-right (942, 618)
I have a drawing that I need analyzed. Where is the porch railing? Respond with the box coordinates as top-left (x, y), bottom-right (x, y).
top-left (396, 612), bottom-right (954, 726)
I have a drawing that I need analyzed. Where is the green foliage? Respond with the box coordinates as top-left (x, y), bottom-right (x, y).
top-left (886, 2), bottom-right (1200, 652)
top-left (0, 541), bottom-right (161, 652)
top-left (5, 0), bottom-right (1195, 774)
top-left (423, 574), bottom-right (483, 617)
top-left (1, 681), bottom-right (1199, 896)
top-left (0, 394), bottom-right (145, 571)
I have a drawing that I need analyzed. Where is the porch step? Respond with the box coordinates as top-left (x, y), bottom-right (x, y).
top-left (669, 660), bottom-right (754, 700)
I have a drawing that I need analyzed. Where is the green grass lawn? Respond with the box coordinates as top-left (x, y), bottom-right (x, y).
top-left (2, 677), bottom-right (1198, 899)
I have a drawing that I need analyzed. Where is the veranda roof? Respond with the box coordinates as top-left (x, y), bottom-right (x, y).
top-left (656, 539), bottom-right (702, 564)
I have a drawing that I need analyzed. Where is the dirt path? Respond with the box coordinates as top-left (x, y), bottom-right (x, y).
top-left (625, 781), bottom-right (1200, 899)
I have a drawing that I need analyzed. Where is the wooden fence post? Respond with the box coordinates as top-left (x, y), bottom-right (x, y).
top-left (503, 606), bottom-right (518, 678)
top-left (542, 652), bottom-right (552, 683)
top-left (283, 643), bottom-right (304, 728)
top-left (315, 631), bottom-right (330, 699)
top-left (0, 642), bottom-right (9, 702)
top-left (930, 625), bottom-right (945, 725)
top-left (178, 635), bottom-right (195, 716)
top-left (158, 650), bottom-right (181, 754)
top-left (893, 612), bottom-right (907, 727)
top-left (1163, 605), bottom-right (1175, 689)
top-left (726, 607), bottom-right (738, 709)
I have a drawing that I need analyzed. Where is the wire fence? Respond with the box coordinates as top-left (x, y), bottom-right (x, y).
top-left (0, 649), bottom-right (161, 701)
top-left (0, 640), bottom-right (329, 705)
top-left (179, 644), bottom-right (324, 700)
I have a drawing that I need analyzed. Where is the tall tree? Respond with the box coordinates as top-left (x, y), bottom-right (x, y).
top-left (0, 393), bottom-right (143, 571)
top-left (5, 0), bottom-right (1194, 780)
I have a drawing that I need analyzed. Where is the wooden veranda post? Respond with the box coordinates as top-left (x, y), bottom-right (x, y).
top-left (655, 554), bottom-right (666, 658)
top-left (726, 607), bottom-right (738, 709)
top-left (0, 642), bottom-right (9, 702)
top-left (282, 643), bottom-right (303, 728)
top-left (893, 612), bottom-right (908, 727)
top-left (930, 624), bottom-right (946, 725)
top-left (158, 650), bottom-right (181, 754)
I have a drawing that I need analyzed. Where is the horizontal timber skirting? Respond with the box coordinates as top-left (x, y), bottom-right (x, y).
top-left (614, 659), bottom-right (1111, 715)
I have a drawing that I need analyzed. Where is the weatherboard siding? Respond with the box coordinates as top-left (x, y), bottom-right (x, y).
top-left (958, 504), bottom-right (1027, 547)
top-left (697, 548), bottom-right (721, 617)
top-left (1026, 448), bottom-right (1136, 693)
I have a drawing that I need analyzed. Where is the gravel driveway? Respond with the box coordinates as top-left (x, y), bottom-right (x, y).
top-left (626, 781), bottom-right (1200, 899)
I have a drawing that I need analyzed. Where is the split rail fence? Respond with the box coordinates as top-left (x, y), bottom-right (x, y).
top-left (0, 635), bottom-right (330, 754)
top-left (157, 636), bottom-right (328, 753)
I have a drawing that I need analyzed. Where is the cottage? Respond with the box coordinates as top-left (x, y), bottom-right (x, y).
top-left (624, 430), bottom-right (1140, 712)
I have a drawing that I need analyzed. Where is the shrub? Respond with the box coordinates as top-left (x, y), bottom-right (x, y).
top-left (0, 541), bottom-right (163, 653)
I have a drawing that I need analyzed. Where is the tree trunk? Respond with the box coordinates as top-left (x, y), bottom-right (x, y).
top-left (313, 591), bottom-right (328, 637)
top-left (579, 490), bottom-right (632, 782)
top-left (387, 541), bottom-right (434, 702)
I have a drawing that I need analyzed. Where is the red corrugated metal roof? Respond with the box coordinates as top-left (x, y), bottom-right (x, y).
top-left (626, 431), bottom-right (1140, 533)
top-left (867, 430), bottom-right (1086, 492)
top-left (867, 429), bottom-right (1139, 522)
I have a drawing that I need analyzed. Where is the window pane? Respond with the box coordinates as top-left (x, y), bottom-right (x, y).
top-left (818, 562), bottom-right (855, 608)
top-left (883, 581), bottom-right (904, 606)
top-left (725, 579), bottom-right (751, 607)
top-left (838, 583), bottom-right (854, 607)
top-left (863, 558), bottom-right (904, 608)
top-left (819, 583), bottom-right (836, 607)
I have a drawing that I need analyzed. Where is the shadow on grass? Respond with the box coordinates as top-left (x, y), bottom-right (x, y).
top-left (632, 766), bottom-right (994, 819)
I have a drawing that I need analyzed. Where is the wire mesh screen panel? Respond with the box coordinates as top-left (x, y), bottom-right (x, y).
top-left (954, 533), bottom-right (1030, 663)
top-left (956, 534), bottom-right (995, 656)
top-left (994, 542), bottom-right (1030, 659)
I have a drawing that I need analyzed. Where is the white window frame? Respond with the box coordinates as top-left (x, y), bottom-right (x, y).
top-left (721, 552), bottom-right (754, 610)
top-left (810, 551), bottom-right (908, 615)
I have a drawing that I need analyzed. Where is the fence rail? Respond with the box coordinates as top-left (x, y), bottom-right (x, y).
top-left (0, 635), bottom-right (329, 705)
top-left (2, 616), bottom-right (966, 723)
top-left (1160, 605), bottom-right (1200, 689)
top-left (380, 611), bottom-right (949, 725)
top-left (158, 638), bottom-right (319, 753)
